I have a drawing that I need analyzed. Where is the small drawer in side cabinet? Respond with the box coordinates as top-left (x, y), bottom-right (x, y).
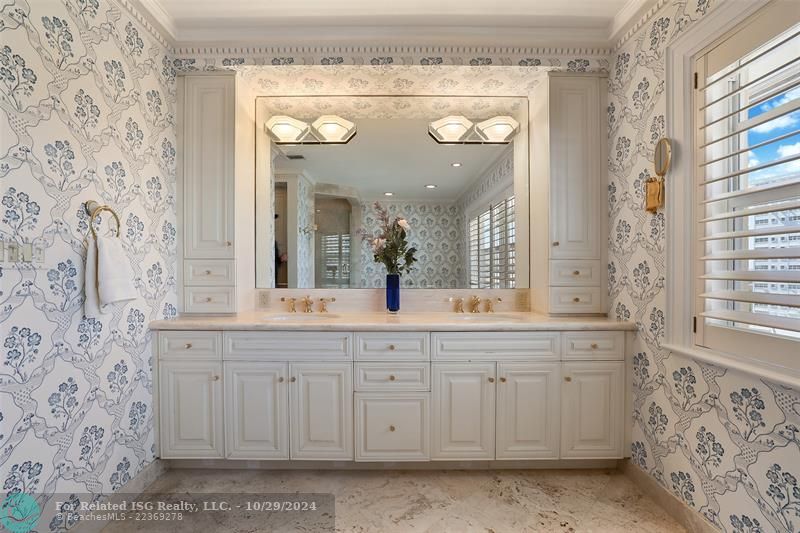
top-left (184, 260), bottom-right (235, 286)
top-left (159, 331), bottom-right (221, 360)
top-left (355, 363), bottom-right (430, 391)
top-left (184, 287), bottom-right (236, 313)
top-left (355, 332), bottom-right (429, 361)
top-left (224, 332), bottom-right (353, 361)
top-left (432, 332), bottom-right (559, 361)
top-left (550, 260), bottom-right (602, 286)
top-left (562, 331), bottom-right (624, 360)
top-left (549, 287), bottom-right (603, 314)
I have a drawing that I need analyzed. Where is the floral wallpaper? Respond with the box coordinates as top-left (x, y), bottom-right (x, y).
top-left (608, 1), bottom-right (800, 532)
top-left (0, 0), bottom-right (176, 530)
top-left (359, 201), bottom-right (463, 289)
top-left (295, 175), bottom-right (314, 288)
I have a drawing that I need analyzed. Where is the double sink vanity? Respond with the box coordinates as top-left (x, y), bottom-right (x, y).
top-left (150, 312), bottom-right (632, 464)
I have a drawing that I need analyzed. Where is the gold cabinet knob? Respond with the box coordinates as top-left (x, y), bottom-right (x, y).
top-left (552, 241), bottom-right (560, 246)
top-left (278, 377), bottom-right (285, 383)
top-left (499, 377), bottom-right (507, 383)
top-left (290, 377), bottom-right (297, 383)
top-left (564, 376), bottom-right (572, 382)
top-left (205, 297), bottom-right (213, 303)
top-left (572, 297), bottom-right (580, 303)
top-left (388, 344), bottom-right (396, 351)
top-left (212, 375), bottom-right (220, 381)
top-left (225, 241), bottom-right (232, 246)
top-left (572, 270), bottom-right (580, 276)
top-left (389, 375), bottom-right (396, 381)
top-left (488, 377), bottom-right (495, 383)
top-left (204, 269), bottom-right (212, 275)
top-left (590, 343), bottom-right (599, 349)
top-left (184, 343), bottom-right (192, 349)
top-left (389, 425), bottom-right (396, 432)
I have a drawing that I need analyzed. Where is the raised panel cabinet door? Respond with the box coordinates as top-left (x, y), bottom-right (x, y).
top-left (289, 362), bottom-right (354, 460)
top-left (354, 392), bottom-right (430, 461)
top-left (431, 363), bottom-right (496, 460)
top-left (549, 76), bottom-right (601, 260)
top-left (560, 361), bottom-right (624, 459)
top-left (496, 362), bottom-right (560, 459)
top-left (159, 361), bottom-right (224, 459)
top-left (225, 362), bottom-right (289, 459)
top-left (183, 75), bottom-right (235, 258)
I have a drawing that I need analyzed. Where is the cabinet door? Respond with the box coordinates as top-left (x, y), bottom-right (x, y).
top-left (431, 363), bottom-right (495, 460)
top-left (159, 361), bottom-right (224, 458)
top-left (355, 392), bottom-right (430, 461)
top-left (561, 361), bottom-right (623, 458)
top-left (289, 363), bottom-right (353, 459)
top-left (549, 76), bottom-right (601, 259)
top-left (183, 76), bottom-right (235, 258)
top-left (225, 362), bottom-right (289, 459)
top-left (496, 363), bottom-right (560, 459)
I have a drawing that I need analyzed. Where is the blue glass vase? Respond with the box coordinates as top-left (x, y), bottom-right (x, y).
top-left (386, 274), bottom-right (400, 313)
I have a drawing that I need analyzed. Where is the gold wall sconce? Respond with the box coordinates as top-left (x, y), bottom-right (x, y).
top-left (646, 138), bottom-right (671, 213)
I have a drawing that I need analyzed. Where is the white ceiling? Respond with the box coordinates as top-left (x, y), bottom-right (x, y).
top-left (275, 119), bottom-right (510, 202)
top-left (137, 0), bottom-right (653, 45)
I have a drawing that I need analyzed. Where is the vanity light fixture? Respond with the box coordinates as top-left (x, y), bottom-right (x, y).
top-left (475, 116), bottom-right (520, 143)
top-left (311, 115), bottom-right (356, 143)
top-left (428, 115), bottom-right (474, 143)
top-left (265, 115), bottom-right (309, 143)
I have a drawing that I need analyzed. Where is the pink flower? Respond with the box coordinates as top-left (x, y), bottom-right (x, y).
top-left (397, 218), bottom-right (410, 231)
top-left (372, 237), bottom-right (386, 252)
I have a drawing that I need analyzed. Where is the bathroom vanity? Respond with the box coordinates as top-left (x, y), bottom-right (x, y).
top-left (151, 315), bottom-right (632, 463)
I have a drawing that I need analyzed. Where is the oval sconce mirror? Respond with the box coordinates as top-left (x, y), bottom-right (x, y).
top-left (654, 137), bottom-right (672, 177)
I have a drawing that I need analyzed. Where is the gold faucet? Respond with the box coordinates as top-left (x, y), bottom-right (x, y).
top-left (469, 295), bottom-right (481, 313)
top-left (484, 297), bottom-right (503, 313)
top-left (319, 297), bottom-right (336, 313)
top-left (449, 297), bottom-right (464, 313)
top-left (280, 297), bottom-right (296, 313)
top-left (301, 295), bottom-right (314, 313)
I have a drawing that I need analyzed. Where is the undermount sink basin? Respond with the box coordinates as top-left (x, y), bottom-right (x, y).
top-left (263, 313), bottom-right (340, 321)
top-left (449, 313), bottom-right (525, 321)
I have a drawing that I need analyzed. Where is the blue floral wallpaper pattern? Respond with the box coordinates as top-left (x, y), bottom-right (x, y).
top-left (608, 1), bottom-right (800, 531)
top-left (0, 0), bottom-right (176, 531)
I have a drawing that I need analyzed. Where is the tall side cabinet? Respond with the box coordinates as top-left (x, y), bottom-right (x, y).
top-left (531, 72), bottom-right (608, 315)
top-left (178, 74), bottom-right (237, 313)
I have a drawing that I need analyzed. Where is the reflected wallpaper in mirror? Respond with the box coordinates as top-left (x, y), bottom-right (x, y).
top-left (256, 96), bottom-right (529, 289)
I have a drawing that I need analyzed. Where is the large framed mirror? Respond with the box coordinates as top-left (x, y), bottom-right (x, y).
top-left (255, 96), bottom-right (529, 289)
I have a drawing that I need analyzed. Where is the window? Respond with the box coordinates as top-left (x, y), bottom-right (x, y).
top-left (319, 233), bottom-right (350, 288)
top-left (469, 195), bottom-right (516, 288)
top-left (693, 10), bottom-right (800, 361)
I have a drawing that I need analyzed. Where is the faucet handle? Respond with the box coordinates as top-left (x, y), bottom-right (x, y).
top-left (319, 297), bottom-right (336, 313)
top-left (484, 297), bottom-right (503, 313)
top-left (280, 296), bottom-right (297, 313)
top-left (301, 295), bottom-right (314, 313)
top-left (469, 295), bottom-right (482, 313)
top-left (448, 297), bottom-right (464, 313)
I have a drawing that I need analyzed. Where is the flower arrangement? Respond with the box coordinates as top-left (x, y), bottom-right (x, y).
top-left (359, 202), bottom-right (417, 275)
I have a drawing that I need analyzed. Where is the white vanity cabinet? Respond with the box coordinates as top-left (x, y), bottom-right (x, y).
top-left (179, 74), bottom-right (236, 313)
top-left (531, 72), bottom-right (607, 315)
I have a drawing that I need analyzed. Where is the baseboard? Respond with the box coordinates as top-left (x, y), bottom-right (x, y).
top-left (164, 458), bottom-right (621, 470)
top-left (621, 459), bottom-right (718, 533)
top-left (74, 459), bottom-right (167, 533)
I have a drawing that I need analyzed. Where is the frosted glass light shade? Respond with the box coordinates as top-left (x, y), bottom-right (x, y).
top-left (311, 115), bottom-right (356, 143)
top-left (475, 116), bottom-right (519, 143)
top-left (265, 116), bottom-right (309, 143)
top-left (428, 115), bottom-right (474, 143)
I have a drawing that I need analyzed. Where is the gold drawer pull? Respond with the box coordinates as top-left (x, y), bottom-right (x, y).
top-left (184, 343), bottom-right (192, 349)
top-left (225, 241), bottom-right (232, 247)
top-left (205, 297), bottom-right (213, 303)
top-left (590, 343), bottom-right (599, 349)
top-left (212, 375), bottom-right (220, 381)
top-left (388, 344), bottom-right (396, 351)
top-left (488, 377), bottom-right (495, 383)
top-left (204, 269), bottom-right (212, 275)
top-left (564, 376), bottom-right (572, 382)
top-left (552, 241), bottom-right (560, 246)
top-left (278, 377), bottom-right (284, 383)
top-left (572, 297), bottom-right (580, 303)
top-left (499, 377), bottom-right (507, 383)
top-left (389, 425), bottom-right (396, 432)
top-left (389, 375), bottom-right (396, 381)
top-left (290, 377), bottom-right (296, 383)
top-left (572, 270), bottom-right (581, 276)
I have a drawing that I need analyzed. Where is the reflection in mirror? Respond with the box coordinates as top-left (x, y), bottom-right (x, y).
top-left (256, 96), bottom-right (529, 289)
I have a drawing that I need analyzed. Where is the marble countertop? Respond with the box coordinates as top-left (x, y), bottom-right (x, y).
top-left (149, 312), bottom-right (636, 332)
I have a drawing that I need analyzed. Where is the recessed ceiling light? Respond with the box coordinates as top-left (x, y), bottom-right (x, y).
top-left (451, 162), bottom-right (462, 167)
top-left (384, 192), bottom-right (394, 196)
top-left (425, 184), bottom-right (437, 189)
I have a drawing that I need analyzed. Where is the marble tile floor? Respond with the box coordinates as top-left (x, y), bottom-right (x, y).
top-left (103, 468), bottom-right (684, 533)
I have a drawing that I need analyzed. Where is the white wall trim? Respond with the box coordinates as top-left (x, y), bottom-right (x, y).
top-left (607, 0), bottom-right (660, 45)
top-left (119, 0), bottom-right (176, 49)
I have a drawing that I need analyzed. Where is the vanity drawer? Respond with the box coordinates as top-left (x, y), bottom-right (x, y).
top-left (355, 392), bottom-right (430, 461)
top-left (550, 260), bottom-right (602, 286)
top-left (184, 260), bottom-right (235, 286)
top-left (432, 332), bottom-right (559, 361)
top-left (184, 286), bottom-right (236, 313)
top-left (562, 331), bottom-right (624, 360)
top-left (224, 332), bottom-right (353, 360)
top-left (549, 287), bottom-right (603, 314)
top-left (355, 332), bottom-right (429, 361)
top-left (355, 363), bottom-right (430, 391)
top-left (159, 331), bottom-right (221, 360)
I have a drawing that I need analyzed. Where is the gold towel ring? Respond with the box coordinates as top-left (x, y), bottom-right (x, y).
top-left (85, 200), bottom-right (121, 239)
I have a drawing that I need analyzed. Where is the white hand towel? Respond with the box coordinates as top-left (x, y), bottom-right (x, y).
top-left (84, 235), bottom-right (102, 317)
top-left (96, 236), bottom-right (138, 307)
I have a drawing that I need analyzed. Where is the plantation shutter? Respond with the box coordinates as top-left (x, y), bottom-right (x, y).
top-left (469, 195), bottom-right (516, 288)
top-left (694, 6), bottom-right (800, 357)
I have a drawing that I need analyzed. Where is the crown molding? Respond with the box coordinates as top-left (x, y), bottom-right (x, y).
top-left (607, 0), bottom-right (659, 44)
top-left (612, 0), bottom-right (669, 50)
top-left (122, 0), bottom-right (177, 47)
